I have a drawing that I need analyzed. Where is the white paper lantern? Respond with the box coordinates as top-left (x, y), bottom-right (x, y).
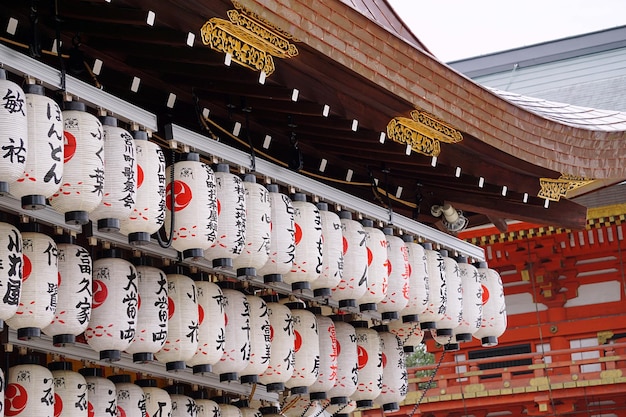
top-left (211, 285), bottom-right (251, 382)
top-left (280, 395), bottom-right (321, 417)
top-left (6, 225), bottom-right (57, 340)
top-left (283, 193), bottom-right (322, 291)
top-left (0, 69), bottom-right (28, 195)
top-left (49, 361), bottom-right (88, 417)
top-left (419, 243), bottom-right (446, 330)
top-left (240, 294), bottom-right (271, 384)
top-left (310, 202), bottom-right (343, 298)
top-left (216, 401), bottom-right (242, 417)
top-left (258, 297), bottom-right (294, 392)
top-left (429, 328), bottom-right (459, 351)
top-left (168, 386), bottom-right (196, 417)
top-left (154, 269), bottom-right (199, 371)
top-left (6, 358), bottom-right (54, 417)
top-left (400, 235), bottom-right (429, 324)
top-left (233, 175), bottom-right (271, 278)
top-left (351, 321), bottom-right (382, 409)
top-left (108, 374), bottom-right (147, 417)
top-left (474, 261), bottom-right (507, 347)
top-left (11, 83), bottom-right (63, 209)
top-left (284, 302), bottom-right (320, 394)
top-left (321, 399), bottom-right (356, 417)
top-left (455, 256), bottom-right (483, 343)
top-left (374, 326), bottom-right (408, 413)
top-left (85, 250), bottom-right (138, 362)
top-left (378, 228), bottom-right (410, 321)
top-left (164, 153), bottom-right (217, 260)
top-left (79, 368), bottom-right (117, 417)
top-left (327, 318), bottom-right (358, 405)
top-left (387, 320), bottom-right (424, 353)
top-left (42, 235), bottom-right (92, 346)
top-left (331, 212), bottom-right (368, 309)
top-left (193, 392), bottom-right (220, 417)
top-left (136, 379), bottom-right (172, 417)
top-left (89, 116), bottom-right (137, 232)
top-left (308, 309), bottom-right (337, 401)
top-left (187, 274), bottom-right (225, 374)
top-left (49, 101), bottom-right (104, 225)
top-left (436, 250), bottom-right (463, 337)
top-left (204, 163), bottom-right (246, 268)
top-left (257, 184), bottom-right (295, 284)
top-left (119, 131), bottom-right (166, 245)
top-left (0, 221), bottom-right (22, 330)
top-left (233, 399), bottom-right (262, 417)
top-left (357, 220), bottom-right (387, 313)
top-left (125, 260), bottom-right (169, 363)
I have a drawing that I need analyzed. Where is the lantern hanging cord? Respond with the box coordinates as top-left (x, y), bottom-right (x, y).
top-left (156, 148), bottom-right (177, 249)
top-left (244, 108), bottom-right (256, 172)
top-left (401, 322), bottom-right (422, 347)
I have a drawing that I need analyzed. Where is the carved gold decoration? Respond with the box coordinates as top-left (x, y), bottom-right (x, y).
top-left (200, 2), bottom-right (299, 77)
top-left (386, 111), bottom-right (462, 157)
top-left (538, 175), bottom-right (594, 201)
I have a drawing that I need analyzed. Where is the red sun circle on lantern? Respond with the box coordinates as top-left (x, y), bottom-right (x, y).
top-left (294, 223), bottom-right (302, 245)
top-left (167, 297), bottom-right (175, 320)
top-left (381, 352), bottom-right (387, 368)
top-left (136, 165), bottom-right (144, 188)
top-left (385, 259), bottom-right (392, 276)
top-left (294, 330), bottom-right (302, 352)
top-left (4, 383), bottom-right (28, 416)
top-left (117, 406), bottom-right (127, 417)
top-left (92, 280), bottom-right (108, 309)
top-left (336, 340), bottom-right (341, 356)
top-left (23, 255), bottom-right (32, 281)
top-left (198, 305), bottom-right (205, 325)
top-left (357, 345), bottom-right (368, 369)
top-left (88, 401), bottom-right (95, 417)
top-left (269, 325), bottom-right (274, 342)
top-left (481, 284), bottom-right (490, 304)
top-left (342, 237), bottom-right (348, 256)
top-left (58, 272), bottom-right (62, 286)
top-left (63, 131), bottom-right (77, 163)
top-left (54, 393), bottom-right (63, 417)
top-left (166, 180), bottom-right (192, 212)
top-left (366, 247), bottom-right (373, 267)
top-left (137, 294), bottom-right (142, 310)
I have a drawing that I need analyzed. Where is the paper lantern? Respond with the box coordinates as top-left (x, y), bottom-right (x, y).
top-left (0, 221), bottom-right (22, 330)
top-left (108, 374), bottom-right (147, 417)
top-left (11, 83), bottom-right (63, 209)
top-left (211, 284), bottom-right (251, 382)
top-left (85, 249), bottom-right (138, 362)
top-left (233, 399), bottom-right (262, 417)
top-left (435, 250), bottom-right (463, 336)
top-left (257, 184), bottom-right (295, 284)
top-left (284, 301), bottom-right (320, 394)
top-left (49, 362), bottom-right (88, 417)
top-left (136, 379), bottom-right (172, 417)
top-left (307, 310), bottom-right (337, 400)
top-left (258, 297), bottom-right (294, 392)
top-left (204, 163), bottom-right (245, 268)
top-left (327, 318), bottom-right (358, 405)
top-left (167, 386), bottom-right (196, 417)
top-left (216, 400), bottom-right (242, 417)
top-left (119, 130), bottom-right (166, 245)
top-left (42, 235), bottom-right (92, 346)
top-left (78, 368), bottom-right (117, 417)
top-left (233, 175), bottom-right (271, 278)
top-left (240, 294), bottom-right (271, 384)
top-left (419, 243), bottom-right (446, 330)
top-left (310, 202), bottom-right (343, 298)
top-left (88, 116), bottom-right (137, 232)
top-left (187, 274), bottom-right (225, 374)
top-left (387, 320), bottom-right (424, 353)
top-left (331, 211), bottom-right (368, 308)
top-left (357, 220), bottom-right (387, 313)
top-left (154, 269), bottom-right (199, 371)
top-left (474, 261), bottom-right (507, 347)
top-left (321, 399), bottom-right (356, 417)
top-left (280, 395), bottom-right (322, 417)
top-left (192, 391), bottom-right (220, 417)
top-left (378, 228), bottom-right (410, 321)
top-left (49, 101), bottom-right (104, 225)
top-left (373, 326), bottom-right (408, 413)
top-left (400, 235), bottom-right (429, 324)
top-left (125, 259), bottom-right (168, 363)
top-left (455, 256), bottom-right (483, 343)
top-left (164, 152), bottom-right (217, 260)
top-left (351, 321), bottom-right (382, 409)
top-left (0, 69), bottom-right (28, 195)
top-left (5, 224), bottom-right (57, 340)
top-left (6, 357), bottom-right (54, 417)
top-left (283, 193), bottom-right (322, 291)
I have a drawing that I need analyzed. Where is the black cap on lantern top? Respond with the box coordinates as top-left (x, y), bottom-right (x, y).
top-left (264, 382), bottom-right (285, 393)
top-left (0, 182), bottom-right (7, 196)
top-left (261, 293), bottom-right (280, 303)
top-left (372, 324), bottom-right (389, 333)
top-left (240, 373), bottom-right (258, 384)
top-left (48, 361), bottom-right (73, 371)
top-left (422, 242), bottom-right (433, 250)
top-left (18, 354), bottom-right (43, 365)
top-left (193, 363), bottom-right (212, 375)
top-left (356, 399), bottom-right (374, 409)
top-left (401, 234), bottom-right (414, 243)
top-left (456, 255), bottom-right (468, 264)
top-left (100, 349), bottom-right (122, 362)
top-left (338, 210), bottom-right (352, 220)
top-left (165, 360), bottom-right (186, 372)
top-left (292, 192), bottom-right (307, 202)
top-left (19, 222), bottom-right (41, 233)
top-left (381, 311), bottom-right (399, 321)
top-left (99, 115), bottom-right (118, 127)
top-left (180, 152), bottom-right (200, 162)
top-left (476, 261), bottom-right (489, 269)
top-left (101, 248), bottom-right (123, 259)
top-left (309, 391), bottom-right (327, 400)
top-left (361, 218), bottom-right (373, 228)
top-left (440, 249), bottom-right (449, 257)
top-left (316, 202), bottom-right (328, 211)
top-left (135, 378), bottom-right (158, 388)
top-left (266, 183), bottom-right (280, 193)
top-left (215, 163), bottom-right (230, 173)
top-left (17, 327), bottom-right (41, 340)
top-left (165, 384), bottom-right (187, 395)
top-left (53, 334), bottom-right (76, 346)
top-left (444, 342), bottom-right (460, 352)
top-left (54, 234), bottom-right (76, 245)
top-left (402, 313), bottom-right (419, 323)
top-left (190, 389), bottom-right (210, 400)
top-left (233, 399), bottom-right (250, 408)
top-left (63, 100), bottom-right (86, 112)
top-left (108, 374), bottom-right (132, 384)
top-left (132, 130), bottom-right (149, 141)
top-left (381, 402), bottom-right (400, 413)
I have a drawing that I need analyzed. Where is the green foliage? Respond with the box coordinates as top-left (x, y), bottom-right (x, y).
top-left (405, 344), bottom-right (435, 369)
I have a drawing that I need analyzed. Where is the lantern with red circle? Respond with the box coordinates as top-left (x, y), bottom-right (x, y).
top-left (192, 391), bottom-right (220, 417)
top-left (6, 357), bottom-right (54, 417)
top-left (257, 184), bottom-right (295, 284)
top-left (331, 211), bottom-right (368, 309)
top-left (48, 361), bottom-right (88, 417)
top-left (258, 296), bottom-right (294, 392)
top-left (284, 301), bottom-right (320, 394)
top-left (351, 321), bottom-right (382, 409)
top-left (154, 268), bottom-right (199, 371)
top-left (310, 202), bottom-right (343, 298)
top-left (119, 130), bottom-right (166, 245)
top-left (164, 152), bottom-right (217, 260)
top-left (388, 320), bottom-right (424, 353)
top-left (6, 224), bottom-right (57, 340)
top-left (233, 174), bottom-right (271, 278)
top-left (125, 259), bottom-right (168, 363)
top-left (88, 116), bottom-right (137, 232)
top-left (308, 309), bottom-right (337, 401)
top-left (167, 385), bottom-right (196, 417)
top-left (42, 235), bottom-right (92, 346)
top-left (204, 163), bottom-right (246, 268)
top-left (327, 317), bottom-right (358, 405)
top-left (0, 69), bottom-right (28, 196)
top-left (211, 283), bottom-right (251, 382)
top-left (0, 221), bottom-right (22, 330)
top-left (357, 220), bottom-right (387, 313)
top-left (400, 235), bottom-right (429, 324)
top-left (455, 256), bottom-right (483, 343)
top-left (136, 379), bottom-right (172, 417)
top-left (187, 274), bottom-right (225, 374)
top-left (419, 243), bottom-right (446, 330)
top-left (85, 249), bottom-right (138, 362)
top-left (240, 294), bottom-right (271, 384)
top-left (378, 228), bottom-right (410, 321)
top-left (373, 326), bottom-right (408, 413)
top-left (79, 368), bottom-right (117, 417)
top-left (108, 374), bottom-right (146, 417)
top-left (49, 101), bottom-right (104, 225)
top-left (436, 249), bottom-right (463, 337)
top-left (474, 261), bottom-right (507, 347)
top-left (11, 83), bottom-right (63, 210)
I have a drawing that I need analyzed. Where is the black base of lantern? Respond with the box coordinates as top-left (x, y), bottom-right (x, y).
top-left (436, 328), bottom-right (453, 336)
top-left (482, 336), bottom-right (498, 347)
top-left (240, 374), bottom-right (258, 384)
top-left (404, 345), bottom-right (416, 353)
top-left (65, 210), bottom-right (90, 226)
top-left (359, 302), bottom-right (377, 312)
top-left (456, 333), bottom-right (472, 342)
top-left (382, 402), bottom-right (399, 413)
top-left (97, 218), bottom-right (120, 233)
top-left (402, 314), bottom-right (419, 323)
top-left (356, 399), bottom-right (373, 409)
top-left (166, 361), bottom-right (186, 371)
top-left (330, 396), bottom-right (349, 405)
top-left (237, 267), bottom-right (257, 279)
top-left (219, 372), bottom-right (238, 382)
top-left (290, 386), bottom-right (308, 395)
top-left (381, 311), bottom-right (399, 321)
top-left (100, 350), bottom-right (122, 362)
top-left (182, 248), bottom-right (204, 260)
top-left (53, 334), bottom-right (75, 346)
top-left (17, 327), bottom-right (41, 340)
top-left (128, 232), bottom-right (151, 246)
top-left (264, 273), bottom-right (282, 283)
top-left (133, 352), bottom-right (153, 363)
top-left (338, 299), bottom-right (356, 309)
top-left (212, 258), bottom-right (233, 269)
top-left (420, 321), bottom-right (436, 330)
top-left (192, 364), bottom-right (212, 375)
top-left (22, 195), bottom-right (46, 210)
top-left (265, 382), bottom-right (285, 392)
top-left (313, 288), bottom-right (331, 298)
top-left (309, 392), bottom-right (327, 400)
top-left (0, 181), bottom-right (8, 195)
top-left (444, 343), bottom-right (460, 351)
top-left (291, 281), bottom-right (310, 291)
